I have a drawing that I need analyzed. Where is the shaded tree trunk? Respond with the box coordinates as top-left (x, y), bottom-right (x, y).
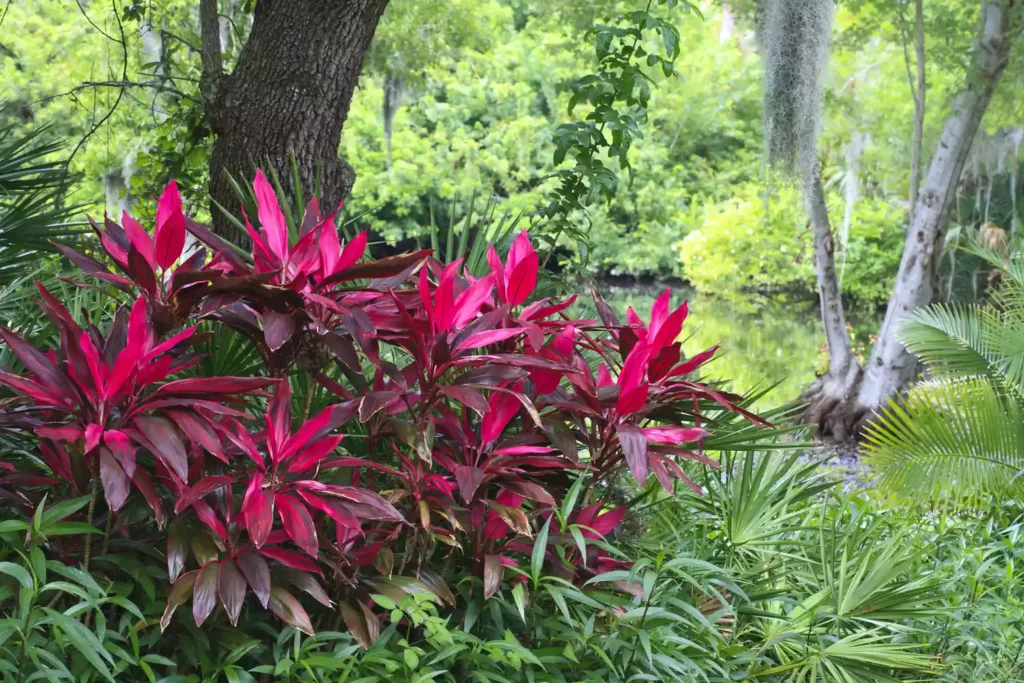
top-left (200, 0), bottom-right (391, 241)
top-left (906, 0), bottom-right (926, 213)
top-left (813, 0), bottom-right (1015, 437)
top-left (801, 163), bottom-right (863, 440)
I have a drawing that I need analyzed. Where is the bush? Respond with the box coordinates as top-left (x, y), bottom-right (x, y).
top-left (679, 182), bottom-right (904, 303)
top-left (0, 172), bottom-right (767, 678)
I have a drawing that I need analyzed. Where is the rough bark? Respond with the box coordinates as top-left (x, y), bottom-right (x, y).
top-left (203, 0), bottom-right (391, 241)
top-left (800, 164), bottom-right (863, 440)
top-left (817, 0), bottom-right (1015, 437)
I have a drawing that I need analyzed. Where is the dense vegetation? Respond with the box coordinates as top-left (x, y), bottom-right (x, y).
top-left (2, 0), bottom-right (1024, 681)
top-left (10, 0), bottom-right (1020, 294)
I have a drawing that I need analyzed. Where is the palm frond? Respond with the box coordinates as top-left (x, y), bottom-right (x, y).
top-left (863, 377), bottom-right (1024, 500)
top-left (0, 121), bottom-right (86, 285)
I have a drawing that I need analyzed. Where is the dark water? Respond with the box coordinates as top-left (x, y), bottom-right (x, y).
top-left (596, 283), bottom-right (880, 410)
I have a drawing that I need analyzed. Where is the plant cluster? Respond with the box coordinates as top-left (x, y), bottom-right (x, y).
top-left (0, 171), bottom-right (758, 679)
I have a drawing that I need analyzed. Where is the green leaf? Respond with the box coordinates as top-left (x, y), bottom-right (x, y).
top-left (0, 561), bottom-right (33, 589)
top-left (531, 516), bottom-right (552, 584)
top-left (511, 583), bottom-right (527, 623)
top-left (0, 520), bottom-right (29, 534)
top-left (41, 495), bottom-right (93, 527)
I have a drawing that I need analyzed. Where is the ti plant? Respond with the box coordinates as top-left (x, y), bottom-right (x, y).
top-left (0, 171), bottom-right (762, 646)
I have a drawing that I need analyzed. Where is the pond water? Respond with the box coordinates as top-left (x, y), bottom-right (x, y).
top-left (595, 283), bottom-right (881, 410)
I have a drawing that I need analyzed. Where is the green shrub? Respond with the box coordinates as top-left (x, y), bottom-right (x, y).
top-left (679, 182), bottom-right (904, 303)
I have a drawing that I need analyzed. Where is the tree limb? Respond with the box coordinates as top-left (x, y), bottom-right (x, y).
top-left (199, 0), bottom-right (227, 130)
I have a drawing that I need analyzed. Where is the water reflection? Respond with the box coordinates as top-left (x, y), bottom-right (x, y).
top-left (593, 283), bottom-right (879, 409)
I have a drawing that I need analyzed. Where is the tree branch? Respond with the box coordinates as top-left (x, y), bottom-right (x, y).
top-left (199, 0), bottom-right (227, 129)
top-left (63, 1), bottom-right (129, 183)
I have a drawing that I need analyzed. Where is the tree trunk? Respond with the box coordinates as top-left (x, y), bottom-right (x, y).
top-left (815, 0), bottom-right (1015, 437)
top-left (202, 0), bottom-right (391, 241)
top-left (908, 0), bottom-right (926, 214)
top-left (800, 163), bottom-right (863, 440)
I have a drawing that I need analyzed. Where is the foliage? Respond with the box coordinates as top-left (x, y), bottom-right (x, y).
top-left (0, 121), bottom-right (84, 284)
top-left (0, 172), bottom-right (765, 669)
top-left (679, 182), bottom-right (904, 303)
top-left (863, 240), bottom-right (1024, 501)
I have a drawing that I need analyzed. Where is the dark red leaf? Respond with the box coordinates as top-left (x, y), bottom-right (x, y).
top-left (259, 547), bottom-right (323, 576)
top-left (174, 475), bottom-right (233, 514)
top-left (160, 570), bottom-right (197, 631)
top-left (269, 586), bottom-right (314, 635)
top-left (454, 465), bottom-right (487, 504)
top-left (167, 521), bottom-right (187, 582)
top-left (340, 599), bottom-right (372, 647)
top-left (288, 570), bottom-right (332, 607)
top-left (439, 384), bottom-right (488, 414)
top-left (263, 311), bottom-right (296, 351)
top-left (134, 416), bottom-right (188, 482)
top-left (150, 376), bottom-right (275, 398)
top-left (237, 548), bottom-right (271, 608)
top-left (164, 410), bottom-right (225, 462)
top-left (192, 561), bottom-right (219, 627)
top-left (484, 554), bottom-right (503, 599)
top-left (318, 249), bottom-right (432, 287)
top-left (99, 448), bottom-right (130, 511)
top-left (218, 558), bottom-right (246, 627)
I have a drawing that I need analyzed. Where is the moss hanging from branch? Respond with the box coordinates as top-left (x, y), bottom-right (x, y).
top-left (758, 0), bottom-right (835, 179)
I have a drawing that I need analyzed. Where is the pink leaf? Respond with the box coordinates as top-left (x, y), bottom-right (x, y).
top-left (121, 213), bottom-right (156, 269)
top-left (451, 274), bottom-right (494, 328)
top-left (641, 426), bottom-right (707, 445)
top-left (242, 473), bottom-right (274, 548)
top-left (506, 251), bottom-right (538, 307)
top-left (456, 327), bottom-right (525, 351)
top-left (481, 389), bottom-right (521, 443)
top-left (154, 180), bottom-right (186, 269)
top-left (174, 475), bottom-right (233, 514)
top-left (277, 493), bottom-right (319, 557)
top-left (104, 429), bottom-right (136, 477)
top-left (336, 229), bottom-right (368, 273)
top-left (617, 423), bottom-right (649, 485)
top-left (254, 170), bottom-right (289, 261)
top-left (672, 345), bottom-right (719, 376)
top-left (84, 423), bottom-right (103, 453)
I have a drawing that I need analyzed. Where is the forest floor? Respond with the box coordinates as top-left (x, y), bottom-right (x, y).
top-left (803, 442), bottom-right (873, 491)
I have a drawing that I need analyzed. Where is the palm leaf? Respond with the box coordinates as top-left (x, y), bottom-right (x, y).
top-left (0, 121), bottom-right (86, 285)
top-left (863, 377), bottom-right (1024, 500)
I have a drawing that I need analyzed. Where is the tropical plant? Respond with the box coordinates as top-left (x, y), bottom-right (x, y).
top-left (0, 497), bottom-right (164, 681)
top-left (863, 240), bottom-right (1024, 501)
top-left (0, 170), bottom-right (764, 654)
top-left (646, 449), bottom-right (943, 682)
top-left (0, 121), bottom-right (84, 284)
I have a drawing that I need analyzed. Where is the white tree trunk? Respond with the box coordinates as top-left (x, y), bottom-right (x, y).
top-left (908, 0), bottom-right (926, 214)
top-left (720, 1), bottom-right (736, 44)
top-left (854, 0), bottom-right (1014, 413)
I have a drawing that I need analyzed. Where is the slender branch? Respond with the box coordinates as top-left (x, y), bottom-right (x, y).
top-left (75, 0), bottom-right (116, 42)
top-left (160, 28), bottom-right (201, 54)
top-left (63, 1), bottom-right (129, 182)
